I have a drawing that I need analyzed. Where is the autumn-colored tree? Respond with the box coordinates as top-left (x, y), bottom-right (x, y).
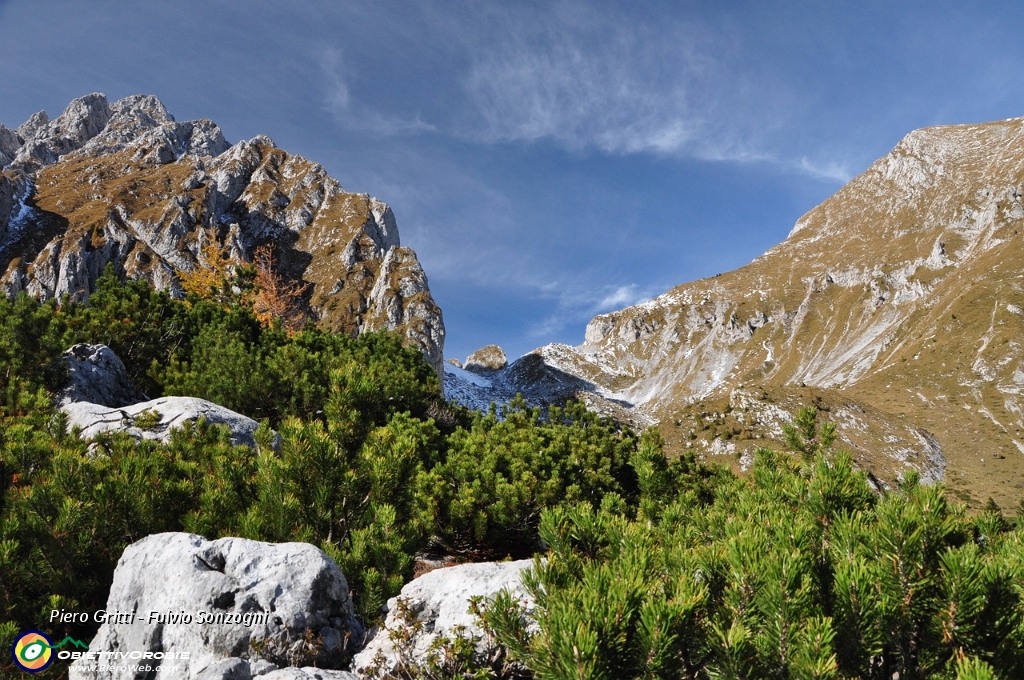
top-left (251, 244), bottom-right (309, 334)
top-left (178, 227), bottom-right (238, 303)
top-left (178, 231), bottom-right (310, 333)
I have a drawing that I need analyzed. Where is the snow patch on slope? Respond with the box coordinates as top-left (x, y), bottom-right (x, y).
top-left (443, 363), bottom-right (499, 412)
top-left (0, 178), bottom-right (38, 259)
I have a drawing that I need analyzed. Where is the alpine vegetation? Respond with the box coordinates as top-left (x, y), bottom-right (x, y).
top-left (4, 96), bottom-right (1024, 679)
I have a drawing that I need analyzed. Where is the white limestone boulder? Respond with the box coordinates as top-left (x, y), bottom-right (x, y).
top-left (62, 396), bottom-right (268, 449)
top-left (57, 343), bottom-right (149, 407)
top-left (259, 669), bottom-right (358, 680)
top-left (351, 560), bottom-right (534, 675)
top-left (57, 344), bottom-right (277, 449)
top-left (69, 533), bottom-right (364, 680)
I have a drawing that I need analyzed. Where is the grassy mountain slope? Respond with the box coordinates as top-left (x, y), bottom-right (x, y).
top-left (543, 118), bottom-right (1024, 507)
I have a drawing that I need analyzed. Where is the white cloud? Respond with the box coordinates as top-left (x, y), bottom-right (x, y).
top-left (452, 1), bottom-right (857, 183)
top-left (461, 3), bottom-right (718, 157)
top-left (595, 284), bottom-right (649, 312)
top-left (454, 1), bottom-right (806, 168)
top-left (319, 47), bottom-right (435, 136)
top-left (321, 47), bottom-right (350, 110)
top-left (795, 157), bottom-right (855, 183)
top-left (527, 281), bottom-right (655, 339)
top-left (314, 4), bottom-right (859, 183)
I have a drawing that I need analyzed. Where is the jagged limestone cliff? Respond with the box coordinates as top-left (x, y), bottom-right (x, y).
top-left (0, 93), bottom-right (444, 376)
top-left (492, 118), bottom-right (1024, 506)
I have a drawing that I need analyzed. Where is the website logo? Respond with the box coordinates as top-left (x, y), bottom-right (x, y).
top-left (11, 630), bottom-right (54, 673)
top-left (10, 630), bottom-right (87, 673)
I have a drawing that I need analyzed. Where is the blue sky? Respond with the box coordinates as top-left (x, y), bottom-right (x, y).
top-left (2, 1), bottom-right (1024, 361)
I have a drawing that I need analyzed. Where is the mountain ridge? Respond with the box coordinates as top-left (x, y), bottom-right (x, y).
top-left (0, 93), bottom-right (445, 376)
top-left (448, 116), bottom-right (1024, 507)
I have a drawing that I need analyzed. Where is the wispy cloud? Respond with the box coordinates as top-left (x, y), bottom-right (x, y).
top-left (319, 48), bottom-right (435, 136)
top-left (794, 157), bottom-right (855, 183)
top-left (322, 47), bottom-right (350, 110)
top-left (460, 3), bottom-right (719, 157)
top-left (314, 4), bottom-right (859, 183)
top-left (451, 1), bottom-right (854, 182)
top-left (595, 283), bottom-right (650, 312)
top-left (527, 281), bottom-right (655, 339)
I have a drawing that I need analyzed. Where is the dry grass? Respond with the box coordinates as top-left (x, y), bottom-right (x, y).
top-left (570, 117), bottom-right (1024, 510)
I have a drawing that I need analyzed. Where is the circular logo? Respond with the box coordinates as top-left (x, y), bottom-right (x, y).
top-left (11, 630), bottom-right (53, 673)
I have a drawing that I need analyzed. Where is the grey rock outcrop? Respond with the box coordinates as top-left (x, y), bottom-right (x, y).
top-left (69, 533), bottom-right (364, 680)
top-left (62, 396), bottom-right (268, 449)
top-left (463, 344), bottom-right (507, 374)
top-left (62, 93), bottom-right (229, 164)
top-left (1, 93), bottom-right (444, 378)
top-left (11, 92), bottom-right (113, 171)
top-left (362, 246), bottom-right (445, 378)
top-left (0, 124), bottom-right (21, 167)
top-left (57, 343), bottom-right (148, 407)
top-left (351, 560), bottom-right (534, 675)
top-left (57, 343), bottom-right (275, 449)
top-left (260, 669), bottom-right (358, 680)
top-left (15, 110), bottom-right (49, 140)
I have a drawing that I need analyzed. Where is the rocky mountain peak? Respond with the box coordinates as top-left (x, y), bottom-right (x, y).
top-left (449, 116), bottom-right (1024, 507)
top-left (15, 110), bottom-right (49, 140)
top-left (11, 92), bottom-right (113, 170)
top-left (0, 126), bottom-right (20, 167)
top-left (0, 93), bottom-right (444, 377)
top-left (464, 344), bottom-right (507, 374)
